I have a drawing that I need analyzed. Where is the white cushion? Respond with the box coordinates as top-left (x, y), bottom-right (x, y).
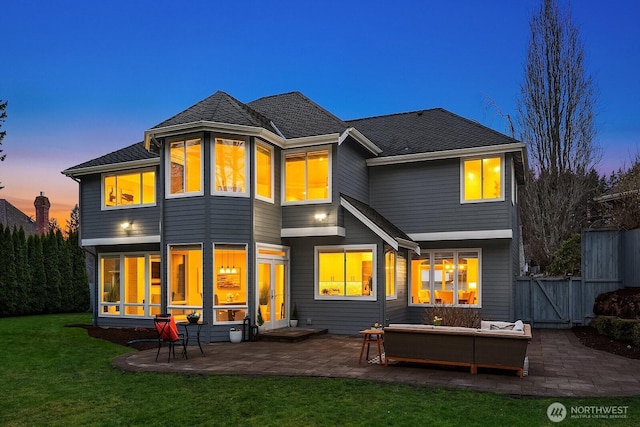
top-left (513, 320), bottom-right (524, 331)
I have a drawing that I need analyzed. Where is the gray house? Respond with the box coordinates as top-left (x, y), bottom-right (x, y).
top-left (62, 90), bottom-right (526, 341)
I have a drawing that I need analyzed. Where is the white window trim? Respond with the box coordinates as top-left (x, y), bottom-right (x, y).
top-left (167, 243), bottom-right (204, 312)
top-left (98, 252), bottom-right (160, 318)
top-left (408, 248), bottom-right (482, 308)
top-left (165, 135), bottom-right (204, 199)
top-left (459, 154), bottom-right (505, 204)
top-left (254, 141), bottom-right (274, 203)
top-left (211, 137), bottom-right (250, 198)
top-left (314, 244), bottom-right (377, 301)
top-left (281, 145), bottom-right (332, 205)
top-left (511, 158), bottom-right (516, 206)
top-left (101, 168), bottom-right (157, 210)
top-left (385, 248), bottom-right (398, 301)
top-left (213, 242), bottom-right (249, 325)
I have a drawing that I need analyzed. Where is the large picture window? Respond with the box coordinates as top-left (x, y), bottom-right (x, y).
top-left (255, 142), bottom-right (273, 202)
top-left (213, 244), bottom-right (248, 323)
top-left (284, 148), bottom-right (330, 203)
top-left (168, 244), bottom-right (203, 317)
top-left (315, 245), bottom-right (375, 300)
top-left (168, 137), bottom-right (202, 196)
top-left (462, 156), bottom-right (502, 202)
top-left (99, 253), bottom-right (160, 317)
top-left (213, 138), bottom-right (247, 195)
top-left (103, 170), bottom-right (155, 208)
top-left (410, 250), bottom-right (480, 307)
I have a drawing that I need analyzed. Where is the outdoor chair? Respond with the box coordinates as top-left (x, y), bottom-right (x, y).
top-left (154, 314), bottom-right (187, 362)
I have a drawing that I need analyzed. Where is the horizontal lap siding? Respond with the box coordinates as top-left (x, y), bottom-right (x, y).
top-left (209, 197), bottom-right (252, 241)
top-left (80, 174), bottom-right (161, 241)
top-left (287, 212), bottom-right (383, 335)
top-left (254, 201), bottom-right (281, 244)
top-left (338, 138), bottom-right (369, 203)
top-left (369, 159), bottom-right (510, 234)
top-left (164, 197), bottom-right (206, 242)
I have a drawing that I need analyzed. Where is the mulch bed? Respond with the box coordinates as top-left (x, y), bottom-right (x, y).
top-left (572, 325), bottom-right (640, 359)
top-left (68, 324), bottom-right (159, 351)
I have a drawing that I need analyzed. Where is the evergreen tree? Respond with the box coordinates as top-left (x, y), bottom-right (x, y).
top-left (56, 229), bottom-right (74, 312)
top-left (28, 234), bottom-right (47, 314)
top-left (12, 227), bottom-right (30, 315)
top-left (68, 230), bottom-right (90, 312)
top-left (42, 231), bottom-right (62, 313)
top-left (0, 225), bottom-right (18, 316)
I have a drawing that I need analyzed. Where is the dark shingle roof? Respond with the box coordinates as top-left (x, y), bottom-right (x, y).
top-left (341, 194), bottom-right (414, 244)
top-left (63, 141), bottom-right (158, 173)
top-left (346, 108), bottom-right (519, 156)
top-left (153, 91), bottom-right (273, 131)
top-left (248, 92), bottom-right (349, 138)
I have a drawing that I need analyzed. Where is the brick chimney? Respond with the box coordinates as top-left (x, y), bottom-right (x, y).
top-left (34, 192), bottom-right (50, 234)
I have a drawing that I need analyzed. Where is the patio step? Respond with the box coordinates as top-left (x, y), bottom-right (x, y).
top-left (258, 327), bottom-right (328, 342)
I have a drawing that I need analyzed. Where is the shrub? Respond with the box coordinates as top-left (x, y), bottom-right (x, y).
top-left (423, 306), bottom-right (482, 328)
top-left (593, 315), bottom-right (640, 343)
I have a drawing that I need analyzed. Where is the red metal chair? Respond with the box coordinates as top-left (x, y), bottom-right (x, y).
top-left (154, 314), bottom-right (187, 362)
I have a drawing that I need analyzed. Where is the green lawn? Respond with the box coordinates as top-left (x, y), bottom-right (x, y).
top-left (1, 313), bottom-right (638, 426)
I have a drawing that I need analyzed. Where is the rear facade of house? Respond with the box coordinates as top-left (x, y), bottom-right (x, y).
top-left (63, 91), bottom-right (526, 342)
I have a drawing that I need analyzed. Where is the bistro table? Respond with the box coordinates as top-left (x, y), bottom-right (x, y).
top-left (177, 321), bottom-right (207, 356)
top-left (358, 328), bottom-right (384, 364)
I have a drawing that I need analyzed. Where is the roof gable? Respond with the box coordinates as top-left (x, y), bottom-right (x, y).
top-left (248, 92), bottom-right (348, 139)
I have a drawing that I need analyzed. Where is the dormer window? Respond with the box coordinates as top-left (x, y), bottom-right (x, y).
top-left (283, 147), bottom-right (330, 204)
top-left (213, 138), bottom-right (248, 196)
top-left (103, 169), bottom-right (155, 209)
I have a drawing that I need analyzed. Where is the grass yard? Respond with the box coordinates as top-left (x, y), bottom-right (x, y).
top-left (1, 313), bottom-right (639, 426)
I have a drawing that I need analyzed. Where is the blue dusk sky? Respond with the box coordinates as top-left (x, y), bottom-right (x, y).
top-left (1, 0), bottom-right (639, 224)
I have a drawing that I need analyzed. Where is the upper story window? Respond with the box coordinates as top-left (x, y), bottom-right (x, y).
top-left (284, 148), bottom-right (330, 204)
top-left (103, 169), bottom-right (155, 209)
top-left (462, 156), bottom-right (503, 202)
top-left (213, 138), bottom-right (247, 196)
top-left (168, 137), bottom-right (202, 197)
top-left (255, 142), bottom-right (274, 202)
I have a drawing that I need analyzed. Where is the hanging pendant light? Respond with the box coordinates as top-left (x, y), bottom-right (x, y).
top-left (225, 248), bottom-right (231, 274)
top-left (218, 249), bottom-right (225, 274)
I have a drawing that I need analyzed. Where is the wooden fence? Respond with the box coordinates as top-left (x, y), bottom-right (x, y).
top-left (514, 228), bottom-right (632, 328)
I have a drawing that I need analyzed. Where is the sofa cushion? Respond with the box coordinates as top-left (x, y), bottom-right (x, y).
top-left (490, 323), bottom-right (515, 330)
top-left (513, 320), bottom-right (524, 331)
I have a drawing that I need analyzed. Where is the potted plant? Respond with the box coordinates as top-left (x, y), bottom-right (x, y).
top-left (187, 310), bottom-right (200, 324)
top-left (229, 327), bottom-right (242, 343)
top-left (290, 303), bottom-right (299, 327)
top-left (257, 306), bottom-right (265, 332)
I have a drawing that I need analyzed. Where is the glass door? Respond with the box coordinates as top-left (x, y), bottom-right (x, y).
top-left (257, 259), bottom-right (288, 330)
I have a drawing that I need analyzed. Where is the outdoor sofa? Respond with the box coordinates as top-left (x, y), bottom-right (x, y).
top-left (383, 321), bottom-right (532, 377)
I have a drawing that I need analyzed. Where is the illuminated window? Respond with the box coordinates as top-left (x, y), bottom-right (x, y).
top-left (284, 148), bottom-right (330, 203)
top-left (103, 170), bottom-right (155, 208)
top-left (168, 244), bottom-right (203, 319)
top-left (99, 253), bottom-right (160, 317)
top-left (213, 244), bottom-right (248, 323)
top-left (410, 250), bottom-right (480, 307)
top-left (385, 248), bottom-right (396, 299)
top-left (214, 138), bottom-right (247, 195)
top-left (462, 156), bottom-right (502, 201)
top-left (316, 245), bottom-right (375, 300)
top-left (168, 137), bottom-right (202, 195)
top-left (255, 143), bottom-right (273, 202)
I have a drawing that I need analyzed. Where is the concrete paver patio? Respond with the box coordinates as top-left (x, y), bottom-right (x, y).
top-left (113, 328), bottom-right (640, 397)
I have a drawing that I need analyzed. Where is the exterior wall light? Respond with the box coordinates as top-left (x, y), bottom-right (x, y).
top-left (314, 213), bottom-right (327, 222)
top-left (121, 222), bottom-right (133, 231)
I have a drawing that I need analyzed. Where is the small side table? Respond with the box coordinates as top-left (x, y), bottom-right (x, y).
top-left (359, 329), bottom-right (384, 364)
top-left (177, 321), bottom-right (206, 356)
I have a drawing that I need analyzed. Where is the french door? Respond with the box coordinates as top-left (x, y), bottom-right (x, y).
top-left (257, 251), bottom-right (289, 330)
